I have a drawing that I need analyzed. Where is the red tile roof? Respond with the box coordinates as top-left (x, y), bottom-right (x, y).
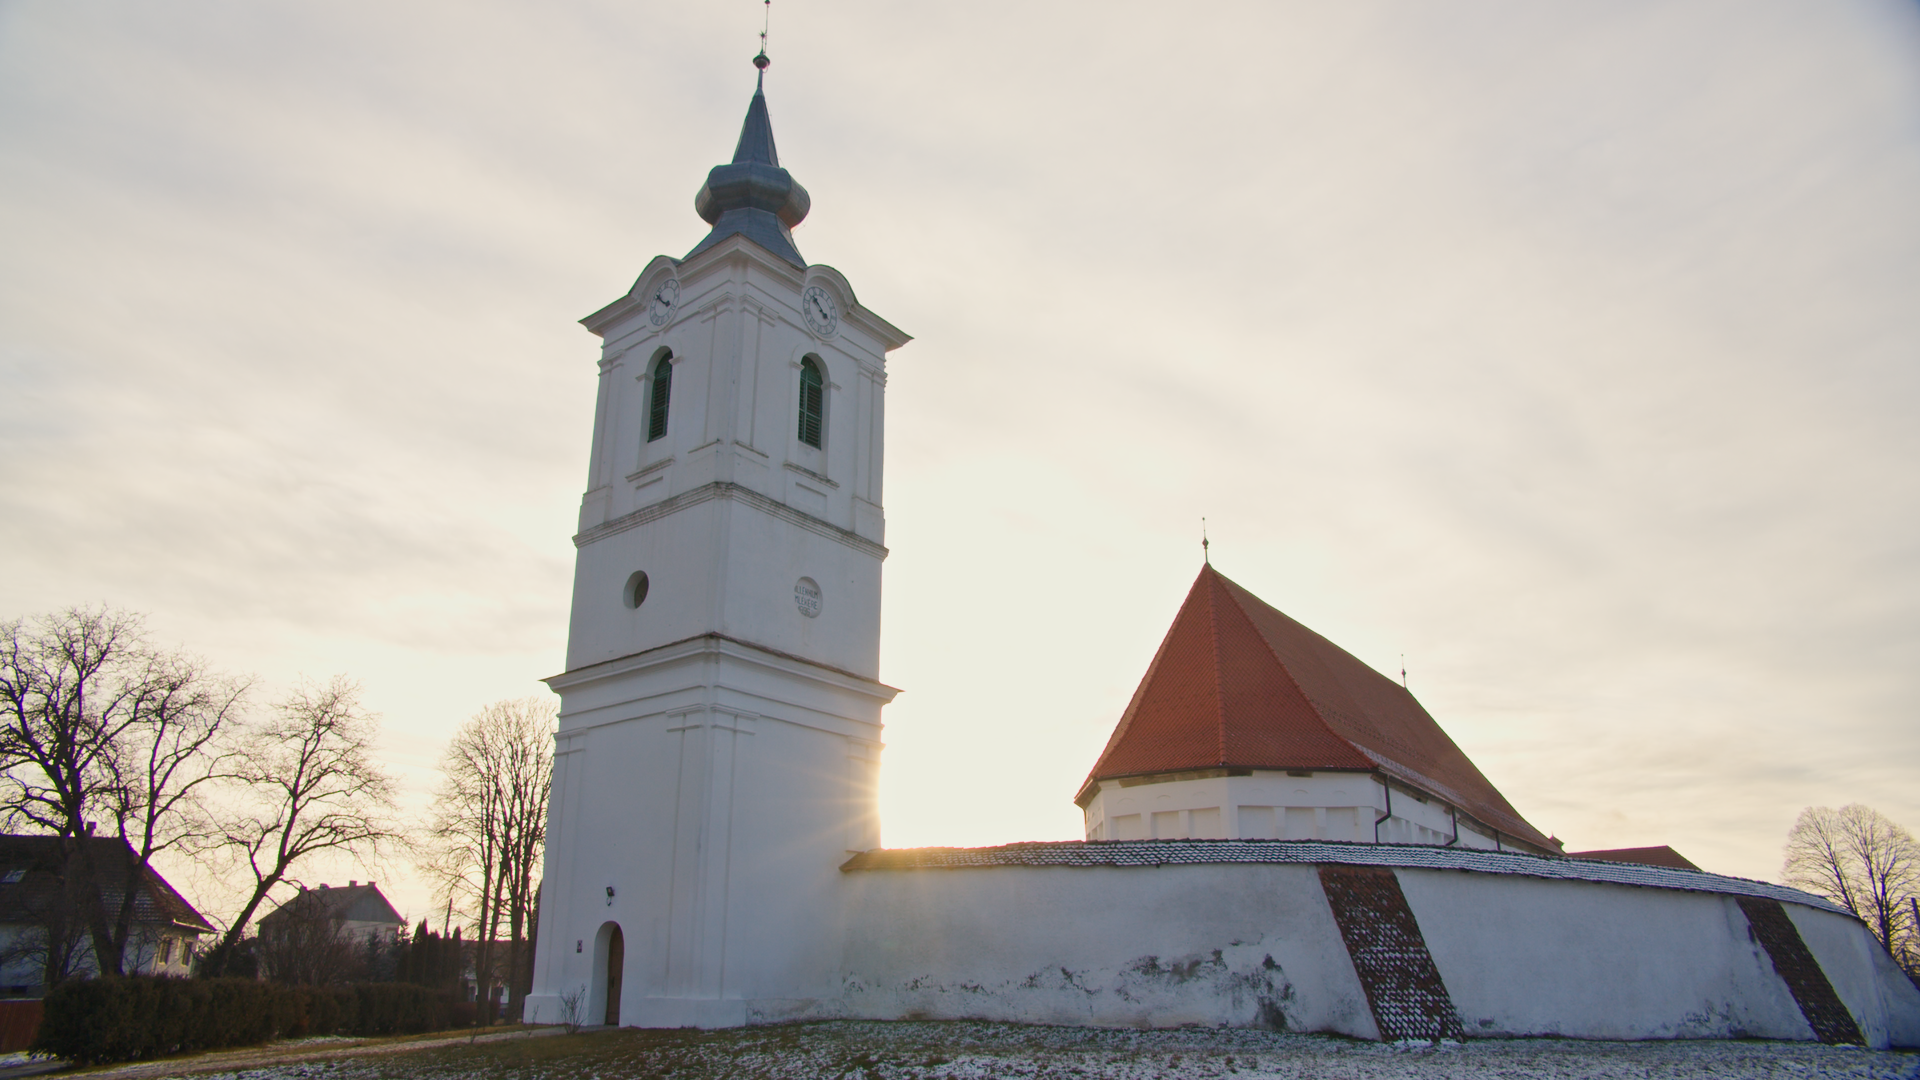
top-left (1568, 845), bottom-right (1700, 871)
top-left (1076, 565), bottom-right (1555, 853)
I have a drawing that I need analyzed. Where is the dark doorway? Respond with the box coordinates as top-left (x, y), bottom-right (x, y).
top-left (604, 925), bottom-right (624, 1026)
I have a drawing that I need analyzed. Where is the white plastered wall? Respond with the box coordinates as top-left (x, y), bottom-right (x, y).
top-left (1784, 902), bottom-right (1920, 1048)
top-left (1395, 869), bottom-right (1807, 1040)
top-left (824, 863), bottom-right (1920, 1047)
top-left (525, 641), bottom-right (889, 1029)
top-left (565, 243), bottom-right (897, 681)
top-left (834, 864), bottom-right (1377, 1035)
top-left (1084, 772), bottom-right (1513, 851)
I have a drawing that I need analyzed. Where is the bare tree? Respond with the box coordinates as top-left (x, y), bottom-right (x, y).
top-left (422, 697), bottom-right (554, 1022)
top-left (203, 676), bottom-right (403, 971)
top-left (100, 649), bottom-right (246, 967)
top-left (1783, 804), bottom-right (1918, 964)
top-left (0, 607), bottom-right (245, 982)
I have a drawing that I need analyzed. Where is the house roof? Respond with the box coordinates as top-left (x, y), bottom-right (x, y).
top-left (1567, 845), bottom-right (1700, 871)
top-left (0, 834), bottom-right (214, 933)
top-left (258, 881), bottom-right (404, 929)
top-left (837, 839), bottom-right (1837, 915)
top-left (1077, 565), bottom-right (1555, 852)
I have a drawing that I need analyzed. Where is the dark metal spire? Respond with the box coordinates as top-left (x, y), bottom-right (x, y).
top-left (729, 72), bottom-right (779, 166)
top-left (687, 48), bottom-right (809, 267)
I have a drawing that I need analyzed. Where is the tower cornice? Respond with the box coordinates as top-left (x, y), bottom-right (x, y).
top-left (581, 237), bottom-right (911, 355)
top-left (573, 479), bottom-right (888, 561)
top-left (544, 630), bottom-right (901, 706)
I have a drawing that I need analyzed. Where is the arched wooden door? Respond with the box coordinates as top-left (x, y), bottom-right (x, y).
top-left (604, 925), bottom-right (624, 1026)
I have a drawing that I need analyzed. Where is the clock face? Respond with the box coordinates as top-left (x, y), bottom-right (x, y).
top-left (801, 285), bottom-right (839, 338)
top-left (647, 278), bottom-right (680, 327)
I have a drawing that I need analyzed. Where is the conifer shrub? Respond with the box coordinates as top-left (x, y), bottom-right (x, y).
top-left (32, 977), bottom-right (455, 1065)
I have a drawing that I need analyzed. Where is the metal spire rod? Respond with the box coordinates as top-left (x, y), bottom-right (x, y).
top-left (1201, 518), bottom-right (1210, 565)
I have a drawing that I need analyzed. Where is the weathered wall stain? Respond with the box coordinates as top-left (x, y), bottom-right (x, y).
top-left (838, 944), bottom-right (1297, 1030)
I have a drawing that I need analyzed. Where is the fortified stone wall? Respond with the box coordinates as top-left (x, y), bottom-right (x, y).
top-left (827, 843), bottom-right (1920, 1049)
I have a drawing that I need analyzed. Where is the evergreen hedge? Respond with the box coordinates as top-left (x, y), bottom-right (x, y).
top-left (31, 977), bottom-right (456, 1065)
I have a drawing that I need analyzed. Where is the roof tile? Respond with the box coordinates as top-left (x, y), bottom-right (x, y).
top-left (1568, 845), bottom-right (1701, 871)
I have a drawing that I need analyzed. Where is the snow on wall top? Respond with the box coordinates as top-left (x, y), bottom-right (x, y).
top-left (840, 838), bottom-right (1847, 916)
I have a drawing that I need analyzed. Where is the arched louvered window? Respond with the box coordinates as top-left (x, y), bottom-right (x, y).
top-left (647, 354), bottom-right (673, 442)
top-left (798, 357), bottom-right (824, 449)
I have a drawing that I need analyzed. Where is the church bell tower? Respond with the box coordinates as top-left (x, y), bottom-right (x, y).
top-left (525, 54), bottom-right (910, 1029)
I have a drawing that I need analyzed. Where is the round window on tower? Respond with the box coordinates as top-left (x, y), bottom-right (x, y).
top-left (794, 577), bottom-right (821, 618)
top-left (623, 571), bottom-right (650, 609)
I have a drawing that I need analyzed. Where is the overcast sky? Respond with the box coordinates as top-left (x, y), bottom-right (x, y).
top-left (3, 1), bottom-right (1917, 931)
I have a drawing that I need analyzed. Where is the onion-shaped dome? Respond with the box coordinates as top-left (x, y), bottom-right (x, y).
top-left (687, 61), bottom-right (811, 267)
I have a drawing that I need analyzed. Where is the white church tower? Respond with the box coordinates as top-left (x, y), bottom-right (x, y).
top-left (524, 54), bottom-right (910, 1029)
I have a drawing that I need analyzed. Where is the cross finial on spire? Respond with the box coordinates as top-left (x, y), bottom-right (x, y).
top-left (753, 0), bottom-right (772, 77)
top-left (1201, 518), bottom-right (1210, 566)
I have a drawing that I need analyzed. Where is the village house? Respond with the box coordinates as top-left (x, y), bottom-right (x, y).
top-left (0, 835), bottom-right (213, 995)
top-left (257, 881), bottom-right (406, 948)
top-left (255, 881), bottom-right (407, 985)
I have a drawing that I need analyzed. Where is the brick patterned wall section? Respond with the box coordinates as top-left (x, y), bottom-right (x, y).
top-left (1317, 864), bottom-right (1464, 1042)
top-left (1736, 895), bottom-right (1865, 1046)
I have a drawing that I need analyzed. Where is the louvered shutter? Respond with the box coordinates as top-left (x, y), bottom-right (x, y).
top-left (647, 357), bottom-right (672, 442)
top-left (798, 359), bottom-right (824, 448)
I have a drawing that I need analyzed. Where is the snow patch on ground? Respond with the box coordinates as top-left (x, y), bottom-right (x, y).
top-left (143, 1021), bottom-right (1920, 1080)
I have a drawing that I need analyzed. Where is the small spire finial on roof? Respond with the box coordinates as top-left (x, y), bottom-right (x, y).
top-left (1401, 654), bottom-right (1408, 689)
top-left (755, 0), bottom-right (772, 72)
top-left (1201, 518), bottom-right (1210, 566)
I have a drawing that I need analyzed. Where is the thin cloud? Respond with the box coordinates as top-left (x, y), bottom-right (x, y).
top-left (1, 1), bottom-right (1916, 924)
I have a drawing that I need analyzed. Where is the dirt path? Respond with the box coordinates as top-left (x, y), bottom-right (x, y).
top-left (43, 1026), bottom-right (567, 1080)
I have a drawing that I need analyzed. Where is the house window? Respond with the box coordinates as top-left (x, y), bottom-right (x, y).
top-left (798, 357), bottom-right (824, 449)
top-left (160, 938), bottom-right (174, 965)
top-left (647, 353), bottom-right (673, 442)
